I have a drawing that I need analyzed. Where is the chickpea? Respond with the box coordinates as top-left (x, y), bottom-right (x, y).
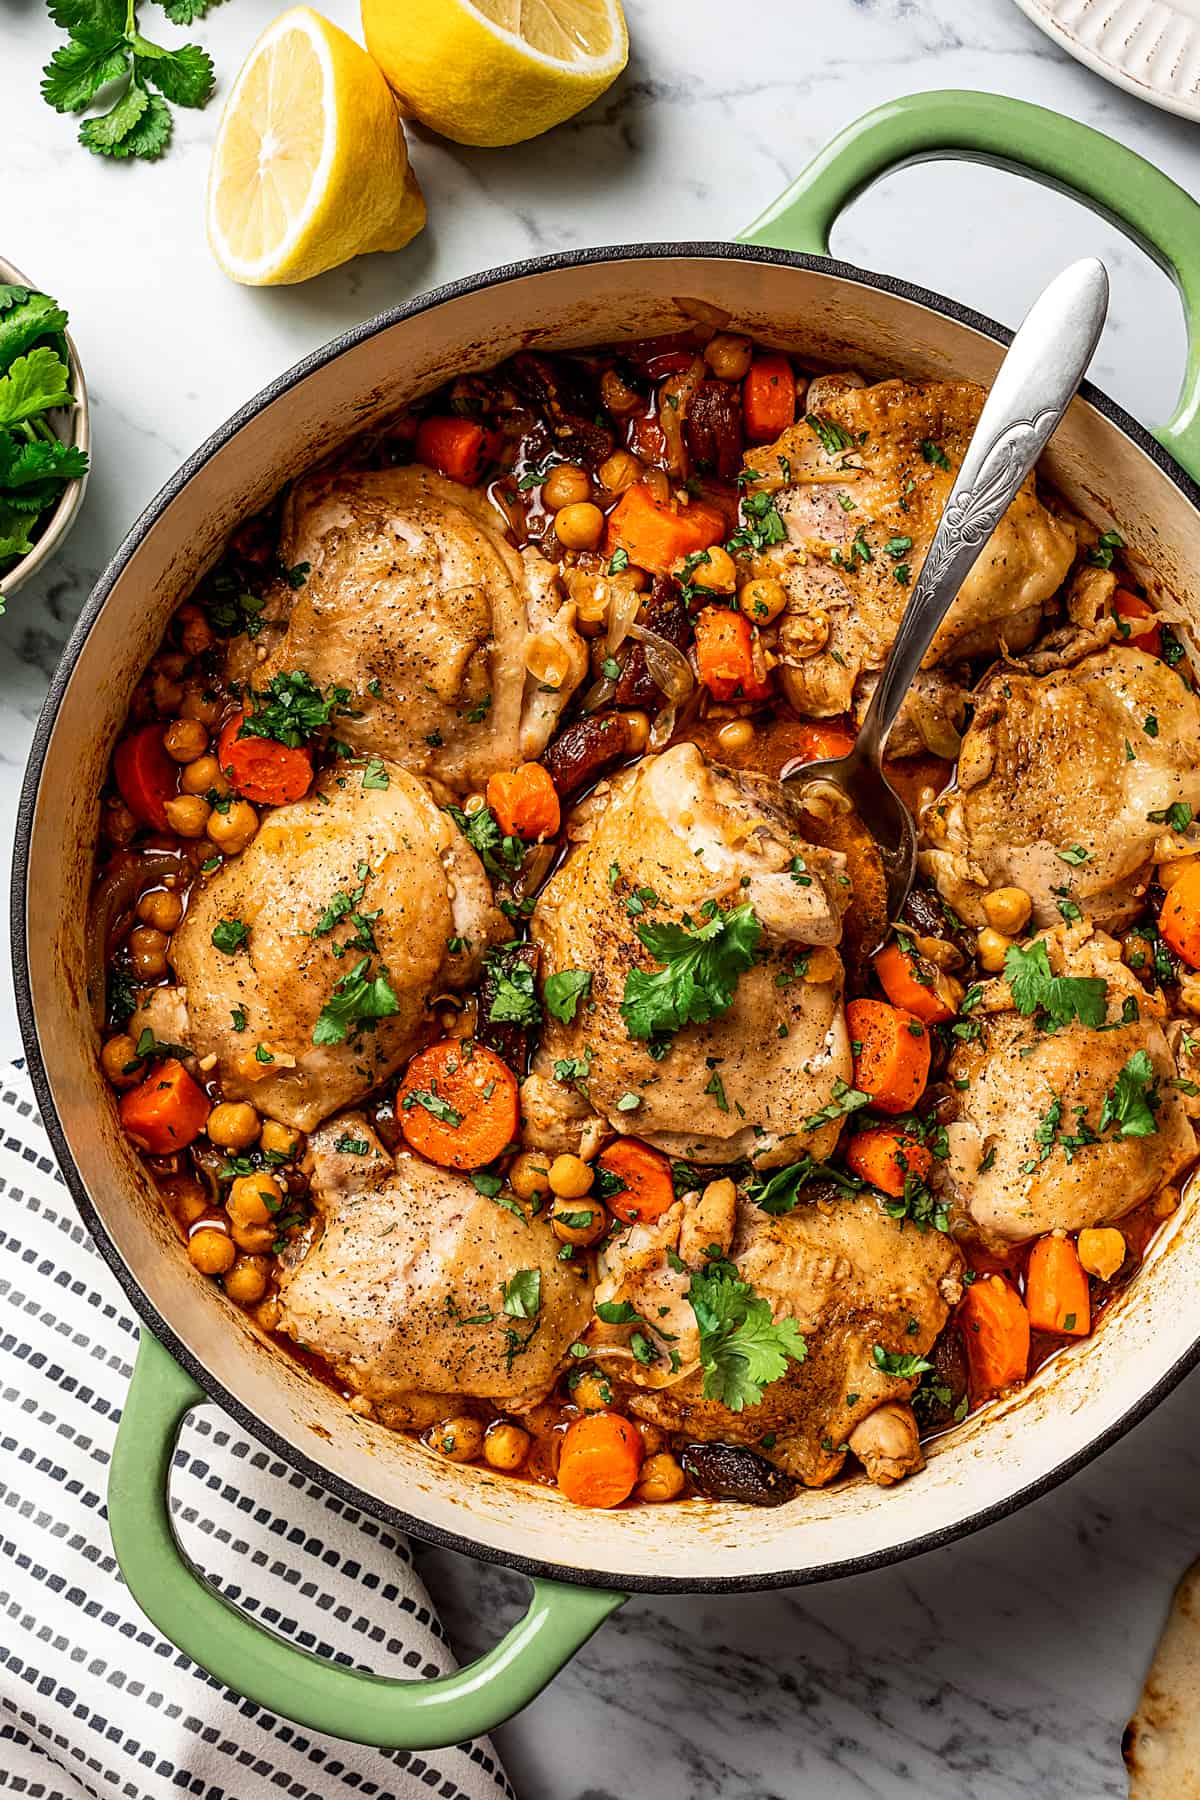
top-left (1153, 1183), bottom-right (1181, 1219)
top-left (571, 1369), bottom-right (613, 1411)
top-left (975, 926), bottom-right (1012, 974)
top-left (181, 754), bottom-right (229, 797)
top-left (100, 1032), bottom-right (142, 1089)
top-left (716, 719), bottom-right (755, 754)
top-left (164, 794), bottom-right (211, 838)
top-left (136, 887), bottom-right (184, 933)
top-left (483, 1421), bottom-right (532, 1472)
top-left (224, 1254), bottom-right (270, 1306)
top-left (206, 799), bottom-right (259, 855)
top-left (227, 1171), bottom-right (280, 1226)
top-left (254, 1294), bottom-right (282, 1332)
top-left (982, 886), bottom-right (1032, 935)
top-left (599, 368), bottom-right (642, 415)
top-left (1077, 1227), bottom-right (1126, 1282)
top-left (176, 603), bottom-right (214, 657)
top-left (150, 670), bottom-right (184, 714)
top-left (551, 1203), bottom-right (608, 1247)
top-left (231, 1218), bottom-right (276, 1254)
top-left (128, 925), bottom-right (169, 980)
top-left (635, 1419), bottom-right (666, 1457)
top-left (692, 545), bottom-right (737, 594)
top-left (208, 1101), bottom-right (261, 1152)
top-left (178, 683), bottom-right (223, 727)
top-left (703, 333), bottom-right (753, 381)
top-left (542, 463), bottom-right (592, 511)
top-left (430, 1415), bottom-right (485, 1463)
top-left (188, 1227), bottom-right (236, 1276)
top-left (509, 1151), bottom-right (551, 1202)
top-left (260, 1118), bottom-right (302, 1159)
top-left (738, 577), bottom-right (788, 624)
top-left (618, 710), bottom-right (650, 753)
top-left (554, 502), bottom-right (605, 552)
top-left (598, 449), bottom-right (643, 495)
top-left (164, 717), bottom-right (209, 763)
top-left (635, 1451), bottom-right (686, 1504)
top-left (103, 797), bottom-right (137, 846)
top-left (548, 1153), bottom-right (594, 1200)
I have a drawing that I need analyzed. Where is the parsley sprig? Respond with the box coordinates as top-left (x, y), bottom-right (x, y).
top-left (1003, 939), bottom-right (1107, 1030)
top-left (313, 954), bottom-right (400, 1046)
top-left (0, 292), bottom-right (89, 594)
top-left (688, 1260), bottom-right (806, 1412)
top-left (239, 671), bottom-right (347, 749)
top-left (41, 0), bottom-right (221, 162)
top-left (621, 903), bottom-right (762, 1044)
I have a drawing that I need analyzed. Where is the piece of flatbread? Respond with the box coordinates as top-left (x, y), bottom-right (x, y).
top-left (1125, 1559), bottom-right (1200, 1795)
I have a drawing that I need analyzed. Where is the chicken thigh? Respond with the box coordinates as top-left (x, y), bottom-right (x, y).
top-left (940, 923), bottom-right (1196, 1247)
top-left (275, 1116), bottom-right (593, 1420)
top-left (746, 378), bottom-right (1075, 738)
top-left (134, 762), bottom-right (505, 1131)
top-left (524, 741), bottom-right (855, 1168)
top-left (263, 465), bottom-right (588, 792)
top-left (922, 648), bottom-right (1200, 931)
top-left (589, 1180), bottom-right (962, 1488)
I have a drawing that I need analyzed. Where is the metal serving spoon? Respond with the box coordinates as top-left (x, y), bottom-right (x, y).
top-left (785, 256), bottom-right (1110, 917)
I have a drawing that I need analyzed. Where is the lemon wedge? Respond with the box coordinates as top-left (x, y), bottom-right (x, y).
top-left (207, 5), bottom-right (426, 287)
top-left (361, 0), bottom-right (628, 147)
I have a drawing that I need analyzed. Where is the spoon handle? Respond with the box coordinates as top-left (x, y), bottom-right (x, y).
top-left (856, 256), bottom-right (1109, 756)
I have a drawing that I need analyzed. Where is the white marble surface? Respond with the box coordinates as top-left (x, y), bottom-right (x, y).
top-left (6, 0), bottom-right (1200, 1792)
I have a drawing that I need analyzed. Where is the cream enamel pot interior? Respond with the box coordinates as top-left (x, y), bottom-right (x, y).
top-left (15, 92), bottom-right (1200, 1748)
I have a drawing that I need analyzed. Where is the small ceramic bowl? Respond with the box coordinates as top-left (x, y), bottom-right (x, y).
top-left (0, 253), bottom-right (90, 598)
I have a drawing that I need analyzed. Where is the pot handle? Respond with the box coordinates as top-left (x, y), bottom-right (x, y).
top-left (108, 1330), bottom-right (625, 1749)
top-left (739, 89), bottom-right (1200, 484)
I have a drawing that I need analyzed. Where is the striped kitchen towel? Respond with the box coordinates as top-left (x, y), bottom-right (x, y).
top-left (0, 1068), bottom-right (515, 1800)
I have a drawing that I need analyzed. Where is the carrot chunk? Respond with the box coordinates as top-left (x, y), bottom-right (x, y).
top-left (557, 1412), bottom-right (643, 1508)
top-left (845, 998), bottom-right (931, 1114)
top-left (597, 1137), bottom-right (675, 1225)
top-left (486, 763), bottom-right (561, 840)
top-left (1159, 861), bottom-right (1200, 968)
top-left (786, 720), bottom-right (857, 765)
top-left (604, 481), bottom-right (726, 576)
top-left (414, 415), bottom-right (495, 486)
top-left (1025, 1235), bottom-right (1091, 1336)
top-left (119, 1058), bottom-right (210, 1155)
top-left (397, 1039), bottom-right (518, 1171)
top-left (874, 940), bottom-right (959, 1025)
top-left (693, 606), bottom-right (772, 702)
top-left (114, 723), bottom-right (178, 830)
top-left (743, 354), bottom-right (796, 441)
top-left (218, 713), bottom-right (314, 807)
top-left (845, 1125), bottom-right (933, 1199)
top-left (1113, 588), bottom-right (1162, 658)
top-left (959, 1274), bottom-right (1030, 1395)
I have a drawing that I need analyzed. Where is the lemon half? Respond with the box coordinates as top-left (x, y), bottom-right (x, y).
top-left (207, 6), bottom-right (426, 287)
top-left (361, 0), bottom-right (629, 147)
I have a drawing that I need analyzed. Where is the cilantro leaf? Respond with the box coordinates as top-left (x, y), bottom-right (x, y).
top-left (313, 955), bottom-right (400, 1046)
top-left (1003, 938), bottom-right (1108, 1029)
top-left (159, 0), bottom-right (220, 22)
top-left (621, 903), bottom-right (762, 1043)
top-left (688, 1262), bottom-right (806, 1412)
top-left (872, 1344), bottom-right (933, 1380)
top-left (41, 36), bottom-right (129, 110)
top-left (132, 37), bottom-right (214, 106)
top-left (1099, 1049), bottom-right (1160, 1138)
top-left (745, 1156), bottom-right (864, 1214)
top-left (211, 918), bottom-right (248, 954)
top-left (544, 968), bottom-right (592, 1023)
top-left (240, 670), bottom-right (342, 748)
top-left (362, 755), bottom-right (389, 791)
top-left (0, 437), bottom-right (88, 488)
top-left (78, 76), bottom-right (151, 151)
top-left (486, 947), bottom-right (540, 1027)
top-left (0, 349), bottom-right (73, 428)
top-left (502, 1269), bottom-right (541, 1320)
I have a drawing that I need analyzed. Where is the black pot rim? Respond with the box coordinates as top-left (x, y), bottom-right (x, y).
top-left (14, 239), bottom-right (1200, 1597)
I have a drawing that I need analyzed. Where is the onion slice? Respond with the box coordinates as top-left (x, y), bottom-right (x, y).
top-left (627, 621), bottom-right (696, 704)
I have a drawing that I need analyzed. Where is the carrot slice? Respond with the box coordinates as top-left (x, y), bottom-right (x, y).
top-left (397, 1039), bottom-right (519, 1170)
top-left (114, 723), bottom-right (178, 830)
top-left (557, 1412), bottom-right (643, 1508)
top-left (874, 940), bottom-right (959, 1025)
top-left (694, 606), bottom-right (772, 702)
top-left (785, 720), bottom-right (857, 765)
top-left (845, 1125), bottom-right (933, 1199)
top-left (604, 481), bottom-right (726, 576)
top-left (414, 415), bottom-right (495, 486)
top-left (959, 1274), bottom-right (1030, 1395)
top-left (118, 1058), bottom-right (210, 1155)
top-left (486, 763), bottom-right (561, 840)
top-left (597, 1137), bottom-right (675, 1225)
top-left (743, 354), bottom-right (796, 441)
top-left (1113, 588), bottom-right (1162, 658)
top-left (1025, 1236), bottom-right (1091, 1337)
top-left (218, 714), bottom-right (313, 806)
top-left (1160, 861), bottom-right (1200, 968)
top-left (845, 998), bottom-right (930, 1114)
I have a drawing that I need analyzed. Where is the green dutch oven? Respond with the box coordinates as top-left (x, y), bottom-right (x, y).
top-left (15, 90), bottom-right (1200, 1749)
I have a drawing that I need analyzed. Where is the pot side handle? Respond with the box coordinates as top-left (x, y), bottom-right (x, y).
top-left (739, 89), bottom-right (1200, 484)
top-left (108, 1330), bottom-right (625, 1750)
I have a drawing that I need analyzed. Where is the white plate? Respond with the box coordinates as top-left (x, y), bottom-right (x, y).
top-left (1013, 0), bottom-right (1200, 119)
